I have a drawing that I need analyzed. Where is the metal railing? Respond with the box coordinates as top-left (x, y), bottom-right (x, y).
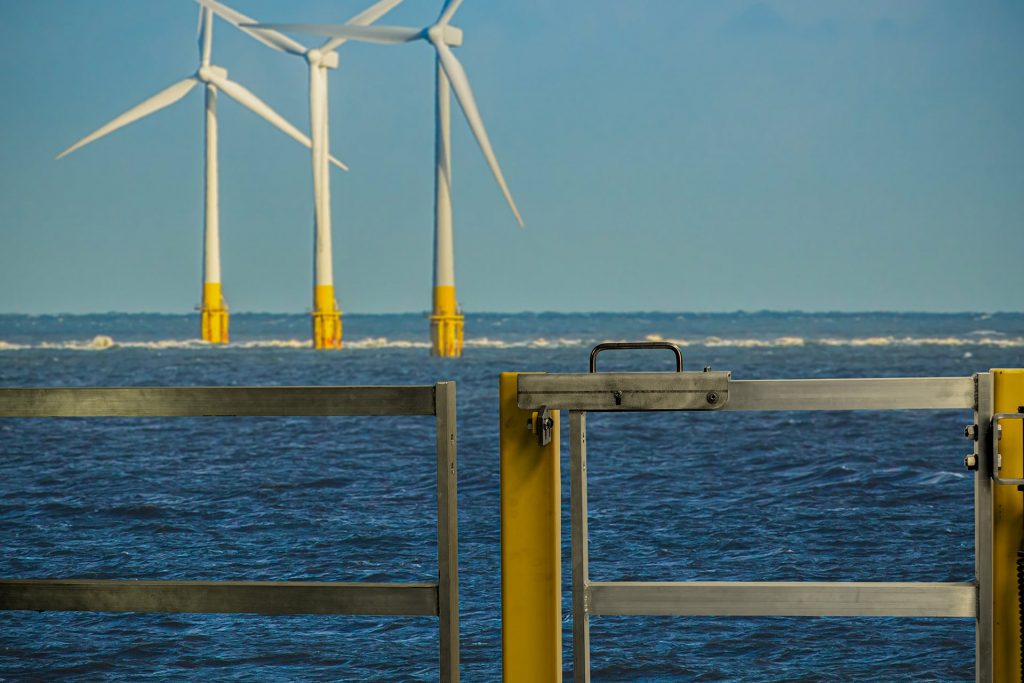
top-left (517, 354), bottom-right (993, 682)
top-left (0, 384), bottom-right (460, 682)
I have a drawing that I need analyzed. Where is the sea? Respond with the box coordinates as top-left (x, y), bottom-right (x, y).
top-left (2, 311), bottom-right (1023, 681)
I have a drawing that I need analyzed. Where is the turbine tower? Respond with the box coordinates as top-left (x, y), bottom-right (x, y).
top-left (256, 0), bottom-right (524, 357)
top-left (57, 7), bottom-right (344, 344)
top-left (199, 0), bottom-right (406, 350)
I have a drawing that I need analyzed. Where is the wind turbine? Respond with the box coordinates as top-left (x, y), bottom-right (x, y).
top-left (254, 0), bottom-right (524, 357)
top-left (198, 0), bottom-right (406, 350)
top-left (57, 7), bottom-right (344, 344)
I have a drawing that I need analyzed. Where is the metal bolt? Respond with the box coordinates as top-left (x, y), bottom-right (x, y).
top-left (964, 424), bottom-right (977, 440)
top-left (964, 454), bottom-right (979, 471)
top-left (706, 391), bottom-right (719, 405)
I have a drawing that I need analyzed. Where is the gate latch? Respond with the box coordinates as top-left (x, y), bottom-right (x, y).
top-left (528, 406), bottom-right (554, 447)
top-left (991, 412), bottom-right (1024, 486)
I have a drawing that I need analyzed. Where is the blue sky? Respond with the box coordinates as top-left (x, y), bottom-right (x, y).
top-left (0, 0), bottom-right (1022, 314)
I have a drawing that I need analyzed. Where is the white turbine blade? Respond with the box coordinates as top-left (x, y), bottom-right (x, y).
top-left (200, 6), bottom-right (213, 65)
top-left (345, 0), bottom-right (406, 27)
top-left (56, 78), bottom-right (198, 160)
top-left (208, 73), bottom-right (349, 171)
top-left (437, 0), bottom-right (464, 26)
top-left (321, 0), bottom-right (407, 51)
top-left (250, 23), bottom-right (421, 45)
top-left (434, 42), bottom-right (524, 226)
top-left (328, 154), bottom-right (348, 172)
top-left (195, 0), bottom-right (307, 56)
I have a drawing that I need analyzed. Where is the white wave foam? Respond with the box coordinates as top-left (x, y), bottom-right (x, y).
top-left (817, 336), bottom-right (1024, 348)
top-left (345, 337), bottom-right (431, 350)
top-left (464, 337), bottom-right (585, 349)
top-left (232, 339), bottom-right (311, 349)
top-left (645, 334), bottom-right (807, 348)
top-left (38, 335), bottom-right (117, 351)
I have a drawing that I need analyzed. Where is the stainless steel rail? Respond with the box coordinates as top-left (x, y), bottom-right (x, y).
top-left (0, 383), bottom-right (460, 682)
top-left (524, 372), bottom-right (994, 682)
top-left (587, 581), bottom-right (977, 618)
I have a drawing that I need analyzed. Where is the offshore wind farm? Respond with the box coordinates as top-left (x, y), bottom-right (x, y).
top-left (55, 0), bottom-right (523, 356)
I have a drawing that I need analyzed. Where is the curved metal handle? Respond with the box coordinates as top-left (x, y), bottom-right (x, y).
top-left (589, 341), bottom-right (684, 373)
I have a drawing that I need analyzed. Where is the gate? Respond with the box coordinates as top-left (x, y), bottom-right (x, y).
top-left (0, 384), bottom-right (460, 682)
top-left (505, 343), bottom-right (1021, 682)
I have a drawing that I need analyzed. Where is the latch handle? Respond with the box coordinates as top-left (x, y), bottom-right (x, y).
top-left (589, 341), bottom-right (684, 373)
top-left (991, 411), bottom-right (1024, 486)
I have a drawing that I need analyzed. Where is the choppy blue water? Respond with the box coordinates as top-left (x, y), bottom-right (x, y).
top-left (1, 311), bottom-right (1023, 681)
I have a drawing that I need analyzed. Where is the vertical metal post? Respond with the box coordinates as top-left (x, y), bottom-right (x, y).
top-left (992, 369), bottom-right (1024, 683)
top-left (500, 373), bottom-right (562, 682)
top-left (570, 411), bottom-right (591, 682)
top-left (435, 382), bottom-right (460, 682)
top-left (976, 372), bottom-right (994, 683)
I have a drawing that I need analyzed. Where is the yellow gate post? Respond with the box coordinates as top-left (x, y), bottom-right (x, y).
top-left (500, 373), bottom-right (561, 682)
top-left (993, 369), bottom-right (1024, 682)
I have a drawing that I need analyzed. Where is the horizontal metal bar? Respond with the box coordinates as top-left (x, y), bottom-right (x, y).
top-left (518, 372), bottom-right (731, 411)
top-left (588, 581), bottom-right (977, 618)
top-left (723, 377), bottom-right (975, 411)
top-left (0, 386), bottom-right (437, 418)
top-left (0, 579), bottom-right (440, 616)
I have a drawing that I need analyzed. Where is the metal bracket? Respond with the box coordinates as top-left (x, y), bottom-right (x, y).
top-left (990, 412), bottom-right (1024, 485)
top-left (528, 406), bottom-right (554, 446)
top-left (518, 371), bottom-right (730, 412)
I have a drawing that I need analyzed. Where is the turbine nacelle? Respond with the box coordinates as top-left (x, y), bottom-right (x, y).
top-left (306, 49), bottom-right (340, 69)
top-left (428, 24), bottom-right (463, 48)
top-left (197, 65), bottom-right (229, 83)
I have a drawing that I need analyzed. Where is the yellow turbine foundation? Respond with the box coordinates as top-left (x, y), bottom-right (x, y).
top-left (992, 368), bottom-right (1024, 683)
top-left (200, 282), bottom-right (229, 344)
top-left (313, 284), bottom-right (342, 350)
top-left (430, 285), bottom-right (464, 358)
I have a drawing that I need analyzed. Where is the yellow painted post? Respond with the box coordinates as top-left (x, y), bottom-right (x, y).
top-left (993, 369), bottom-right (1024, 683)
top-left (500, 373), bottom-right (561, 682)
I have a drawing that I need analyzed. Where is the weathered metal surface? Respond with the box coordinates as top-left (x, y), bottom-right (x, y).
top-left (725, 377), bottom-right (974, 411)
top-left (570, 412), bottom-right (591, 683)
top-left (0, 386), bottom-right (436, 417)
top-left (588, 581), bottom-right (977, 618)
top-left (0, 579), bottom-right (440, 616)
top-left (434, 382), bottom-right (460, 682)
top-left (518, 372), bottom-right (730, 411)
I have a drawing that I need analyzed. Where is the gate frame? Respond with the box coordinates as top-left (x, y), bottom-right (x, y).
top-left (515, 372), bottom-right (993, 682)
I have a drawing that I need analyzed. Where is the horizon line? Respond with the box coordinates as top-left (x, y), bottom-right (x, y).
top-left (0, 309), bottom-right (1018, 317)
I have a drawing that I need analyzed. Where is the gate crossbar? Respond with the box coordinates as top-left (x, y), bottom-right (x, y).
top-left (587, 580), bottom-right (977, 618)
top-left (520, 372), bottom-right (993, 682)
top-left (0, 384), bottom-right (460, 682)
